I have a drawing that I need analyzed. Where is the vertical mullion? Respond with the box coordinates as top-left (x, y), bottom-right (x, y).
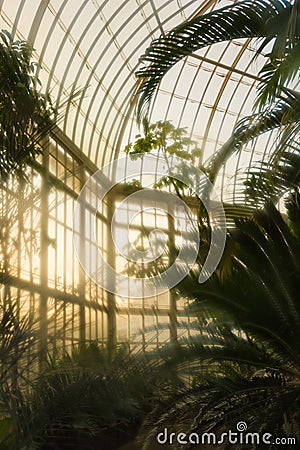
top-left (40, 137), bottom-right (50, 363)
top-left (78, 163), bottom-right (86, 342)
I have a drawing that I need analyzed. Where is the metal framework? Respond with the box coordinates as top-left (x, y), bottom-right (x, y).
top-left (1, 128), bottom-right (196, 348)
top-left (0, 1), bottom-right (285, 346)
top-left (0, 0), bottom-right (278, 203)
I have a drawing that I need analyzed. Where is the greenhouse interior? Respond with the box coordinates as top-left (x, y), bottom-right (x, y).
top-left (0, 0), bottom-right (299, 449)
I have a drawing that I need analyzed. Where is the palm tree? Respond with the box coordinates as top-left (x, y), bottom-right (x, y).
top-left (121, 117), bottom-right (300, 446)
top-left (137, 204), bottom-right (300, 449)
top-left (135, 0), bottom-right (300, 199)
top-left (130, 4), bottom-right (300, 445)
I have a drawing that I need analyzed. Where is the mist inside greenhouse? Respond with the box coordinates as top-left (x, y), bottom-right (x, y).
top-left (0, 1), bottom-right (299, 449)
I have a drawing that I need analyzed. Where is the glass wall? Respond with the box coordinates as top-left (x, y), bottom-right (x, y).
top-left (0, 129), bottom-right (195, 350)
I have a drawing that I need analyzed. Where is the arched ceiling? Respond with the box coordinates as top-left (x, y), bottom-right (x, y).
top-left (0, 0), bottom-right (279, 202)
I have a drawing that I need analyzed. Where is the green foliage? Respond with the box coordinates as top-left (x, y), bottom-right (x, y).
top-left (0, 337), bottom-right (168, 449)
top-left (255, 0), bottom-right (300, 108)
top-left (208, 88), bottom-right (300, 189)
top-left (123, 120), bottom-right (211, 281)
top-left (135, 0), bottom-right (293, 122)
top-left (135, 0), bottom-right (300, 203)
top-left (0, 30), bottom-right (55, 180)
top-left (286, 189), bottom-right (300, 238)
top-left (1, 5), bottom-right (300, 447)
top-left (125, 120), bottom-right (202, 160)
top-left (125, 120), bottom-right (203, 195)
top-left (242, 88), bottom-right (300, 206)
top-left (138, 205), bottom-right (300, 449)
top-left (0, 300), bottom-right (39, 449)
top-left (124, 119), bottom-right (207, 223)
top-left (31, 345), bottom-right (138, 447)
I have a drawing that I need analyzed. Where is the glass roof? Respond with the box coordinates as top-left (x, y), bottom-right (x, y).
top-left (0, 0), bottom-right (280, 202)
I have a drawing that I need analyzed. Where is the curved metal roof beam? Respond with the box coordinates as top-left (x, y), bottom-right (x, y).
top-left (90, 0), bottom-right (204, 165)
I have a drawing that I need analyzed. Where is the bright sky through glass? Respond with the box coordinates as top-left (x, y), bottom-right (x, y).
top-left (0, 0), bottom-right (281, 203)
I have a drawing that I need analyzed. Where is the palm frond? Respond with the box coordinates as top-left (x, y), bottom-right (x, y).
top-left (208, 89), bottom-right (300, 183)
top-left (242, 89), bottom-right (300, 205)
top-left (255, 43), bottom-right (300, 108)
top-left (245, 143), bottom-right (300, 206)
top-left (135, 204), bottom-right (300, 446)
top-left (138, 319), bottom-right (300, 449)
top-left (136, 0), bottom-right (290, 122)
top-left (183, 204), bottom-right (300, 360)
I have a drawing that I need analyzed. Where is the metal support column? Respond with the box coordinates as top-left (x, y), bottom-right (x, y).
top-left (39, 140), bottom-right (49, 362)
